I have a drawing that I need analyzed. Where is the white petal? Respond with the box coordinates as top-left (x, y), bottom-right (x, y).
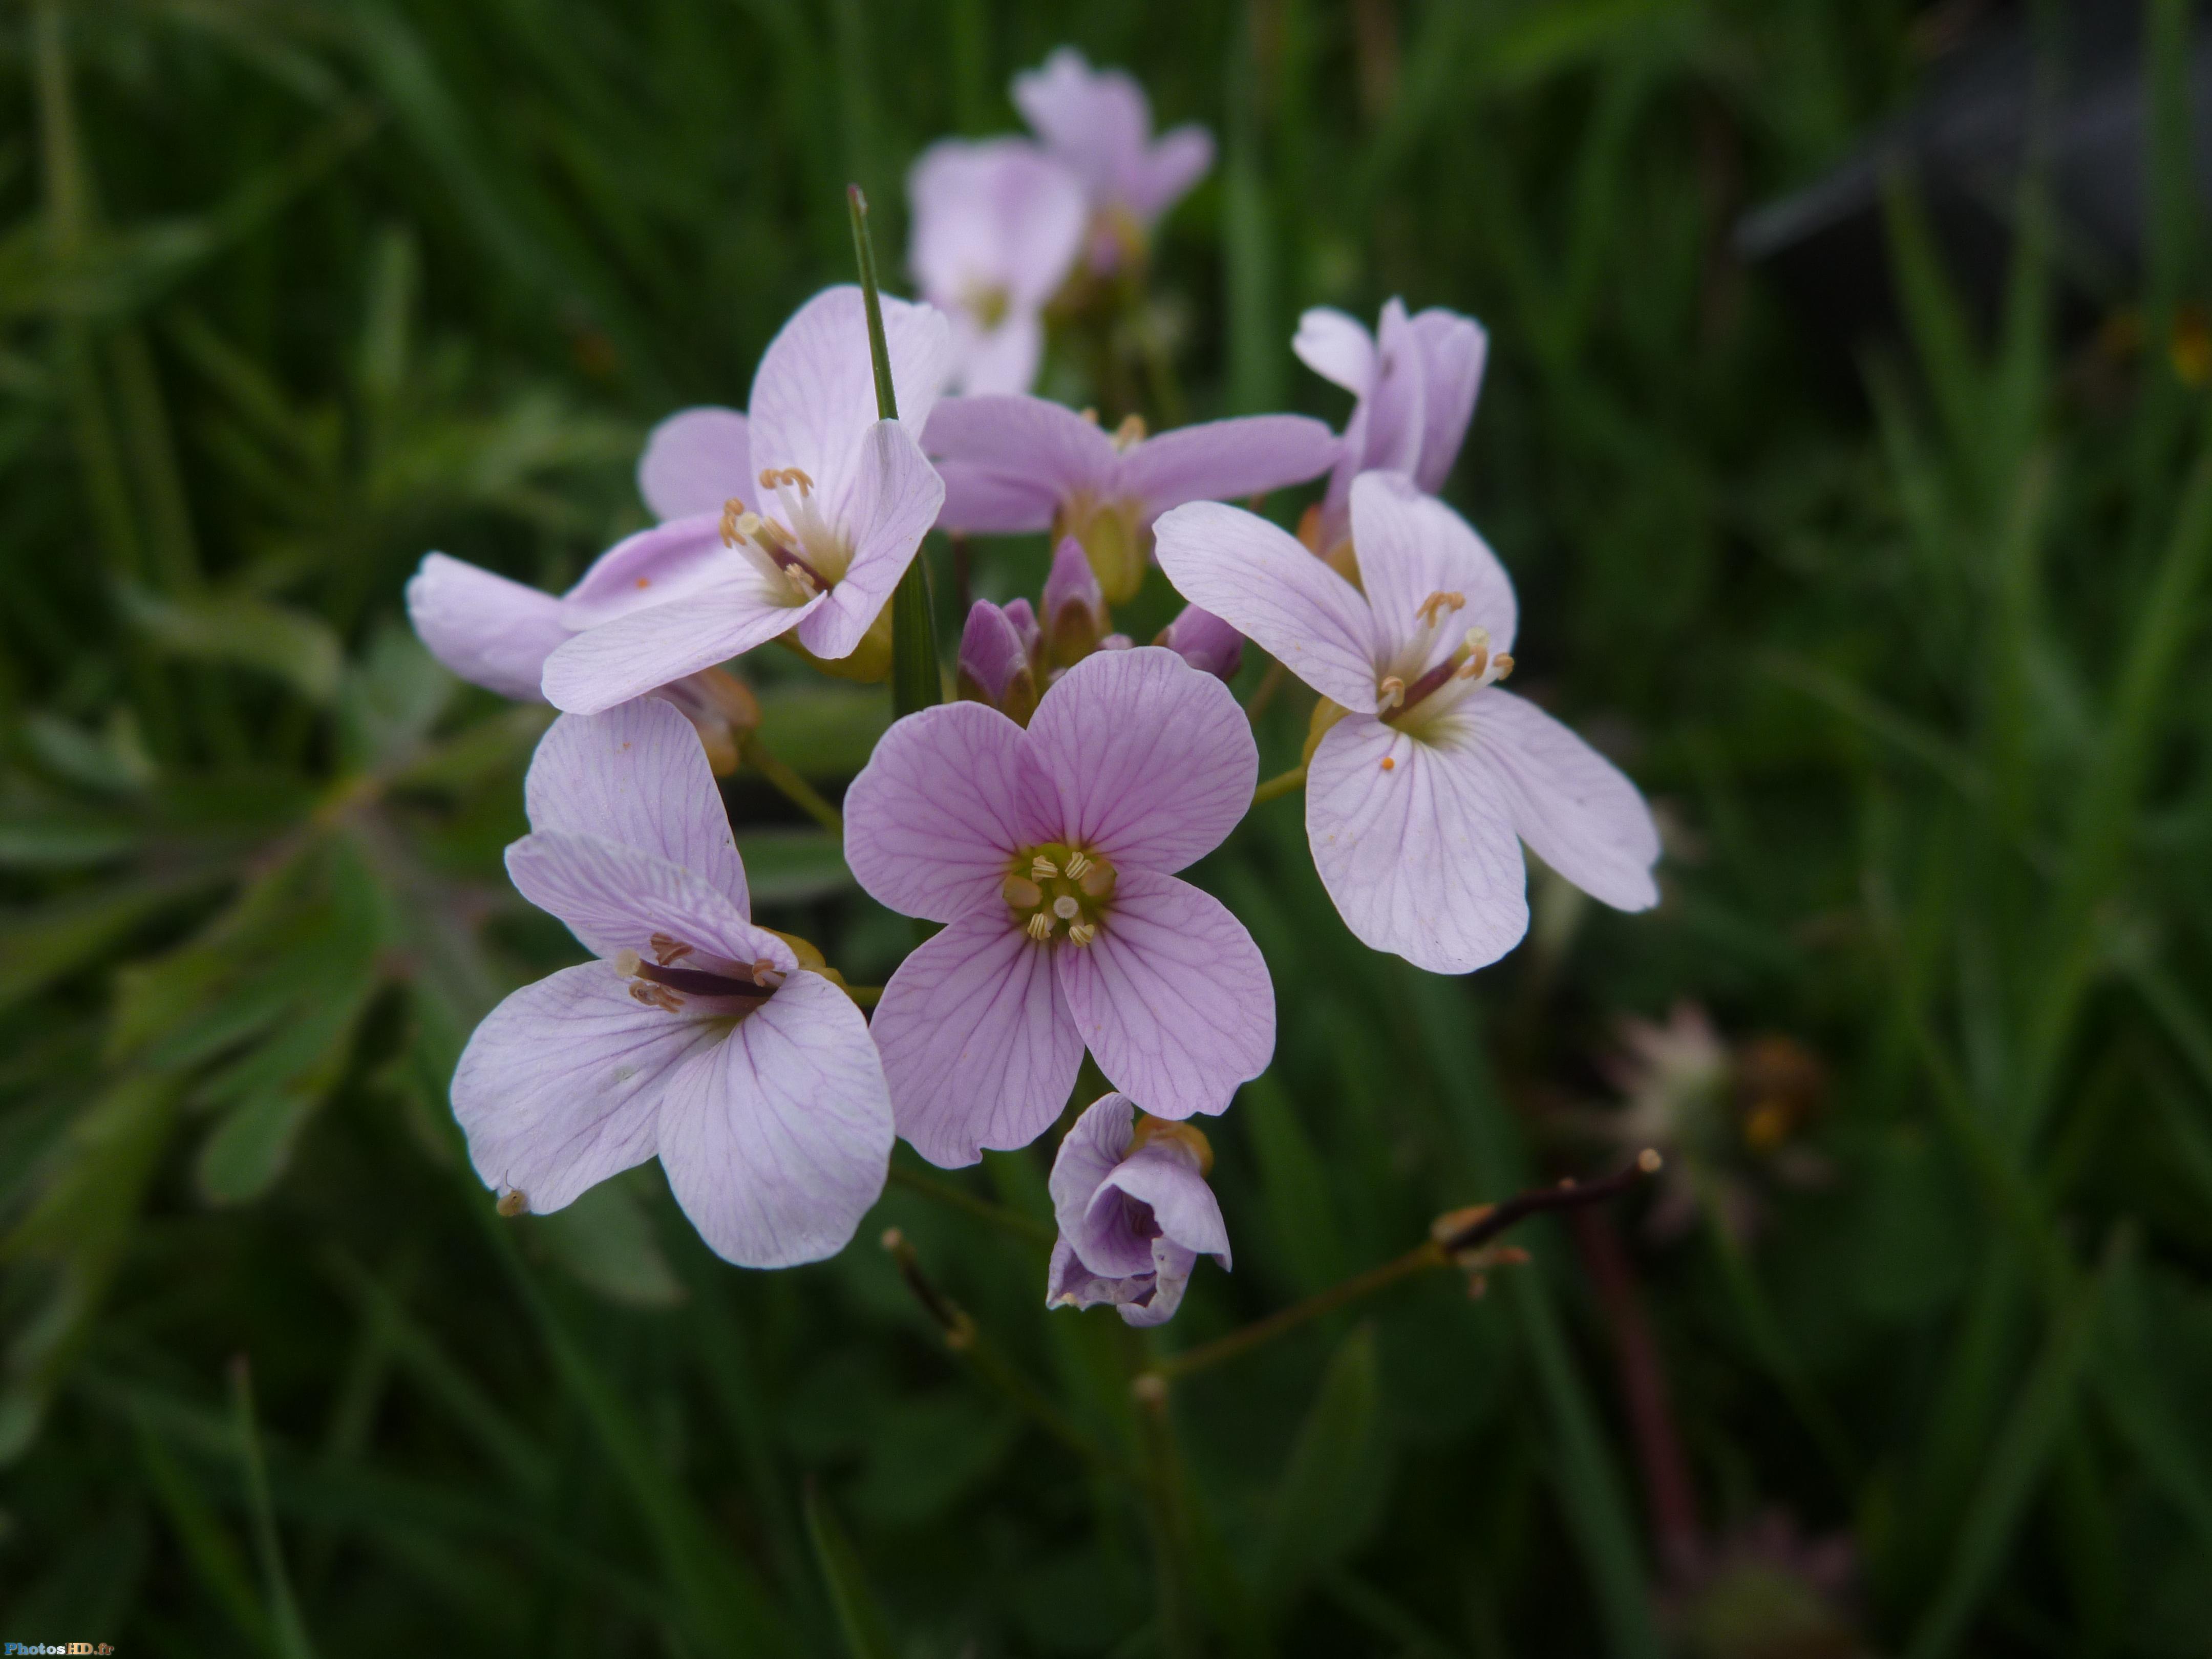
top-left (1348, 472), bottom-right (1517, 664)
top-left (504, 832), bottom-right (786, 969)
top-left (1292, 307), bottom-right (1376, 396)
top-left (637, 407), bottom-right (753, 521)
top-left (1474, 689), bottom-right (1660, 911)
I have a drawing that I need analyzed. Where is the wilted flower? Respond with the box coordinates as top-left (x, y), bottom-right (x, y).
top-left (1047, 1094), bottom-right (1230, 1327)
top-left (533, 287), bottom-right (949, 713)
top-left (1154, 604), bottom-right (1242, 682)
top-left (453, 698), bottom-right (892, 1267)
top-left (926, 394), bottom-right (1338, 602)
top-left (1293, 299), bottom-right (1487, 564)
top-left (845, 647), bottom-right (1273, 1166)
top-left (908, 138), bottom-right (1088, 396)
top-left (1012, 47), bottom-right (1214, 274)
top-left (1155, 473), bottom-right (1659, 974)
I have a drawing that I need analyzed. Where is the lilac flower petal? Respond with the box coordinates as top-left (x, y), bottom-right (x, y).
top-left (749, 287), bottom-right (951, 524)
top-left (793, 419), bottom-right (946, 662)
top-left (1104, 1140), bottom-right (1231, 1264)
top-left (407, 554), bottom-right (572, 702)
top-left (560, 517), bottom-right (736, 630)
top-left (1321, 298), bottom-right (1427, 535)
top-left (1153, 501), bottom-right (1381, 711)
top-left (1042, 535), bottom-right (1107, 636)
top-left (1129, 124), bottom-right (1215, 223)
top-left (909, 137), bottom-right (1087, 312)
top-left (1022, 648), bottom-right (1256, 874)
top-left (656, 970), bottom-right (892, 1267)
top-left (453, 962), bottom-right (711, 1213)
top-left (1012, 49), bottom-right (1150, 203)
top-left (1121, 1241), bottom-right (1198, 1327)
top-left (844, 701), bottom-right (1047, 923)
top-left (1004, 597), bottom-right (1042, 663)
top-left (1349, 471), bottom-right (1518, 665)
top-left (949, 311), bottom-right (1046, 397)
top-left (873, 909), bottom-right (1083, 1167)
top-left (637, 407), bottom-right (754, 522)
top-left (1409, 309), bottom-right (1488, 496)
top-left (1156, 604), bottom-right (1243, 682)
top-left (1119, 415), bottom-right (1339, 523)
top-left (505, 831), bottom-right (789, 969)
top-left (1055, 868), bottom-right (1272, 1120)
top-left (1475, 688), bottom-right (1660, 912)
top-left (524, 700), bottom-right (745, 908)
top-left (1047, 1237), bottom-right (1139, 1309)
top-left (1049, 1093), bottom-right (1138, 1260)
top-left (1306, 712), bottom-right (1528, 974)
top-left (958, 600), bottom-right (1031, 705)
top-left (540, 571), bottom-right (822, 715)
top-left (1293, 306), bottom-right (1376, 396)
top-left (925, 394), bottom-right (1118, 534)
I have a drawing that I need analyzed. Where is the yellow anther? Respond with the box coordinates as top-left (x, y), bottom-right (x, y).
top-left (1026, 913), bottom-right (1057, 942)
top-left (1417, 591), bottom-right (1465, 628)
top-left (1067, 920), bottom-right (1097, 947)
top-left (1112, 413), bottom-right (1148, 451)
top-left (1065, 850), bottom-right (1093, 879)
top-left (1377, 675), bottom-right (1406, 712)
top-left (1030, 855), bottom-right (1061, 880)
top-left (1492, 653), bottom-right (1514, 680)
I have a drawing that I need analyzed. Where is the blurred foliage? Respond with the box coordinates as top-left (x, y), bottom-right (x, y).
top-left (4, 0), bottom-right (2212, 1655)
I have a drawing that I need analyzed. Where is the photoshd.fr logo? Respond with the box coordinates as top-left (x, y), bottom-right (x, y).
top-left (4, 1644), bottom-right (114, 1655)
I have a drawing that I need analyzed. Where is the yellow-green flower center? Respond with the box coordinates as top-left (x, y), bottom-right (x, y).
top-left (1003, 842), bottom-right (1117, 946)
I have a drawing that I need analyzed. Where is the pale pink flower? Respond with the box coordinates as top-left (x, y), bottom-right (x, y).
top-left (908, 138), bottom-right (1087, 395)
top-left (1012, 47), bottom-right (1214, 272)
top-left (845, 647), bottom-right (1273, 1166)
top-left (453, 698), bottom-right (892, 1267)
top-left (925, 394), bottom-right (1337, 602)
top-left (1293, 299), bottom-right (1487, 558)
top-left (1155, 472), bottom-right (1659, 974)
top-left (1047, 1095), bottom-right (1229, 1327)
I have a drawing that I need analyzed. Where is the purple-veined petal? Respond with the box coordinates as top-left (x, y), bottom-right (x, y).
top-left (844, 700), bottom-right (1046, 923)
top-left (925, 394), bottom-right (1118, 534)
top-left (1305, 710), bottom-right (1528, 975)
top-left (1104, 1139), bottom-right (1230, 1264)
top-left (1409, 309), bottom-right (1487, 496)
top-left (1055, 868), bottom-right (1272, 1120)
top-left (560, 517), bottom-right (737, 630)
top-left (407, 554), bottom-right (571, 703)
top-left (1293, 307), bottom-right (1376, 396)
top-left (1120, 1241), bottom-right (1199, 1326)
top-left (1348, 471), bottom-right (1517, 667)
top-left (1128, 124), bottom-right (1215, 224)
top-left (749, 287), bottom-right (951, 524)
top-left (655, 970), bottom-right (892, 1267)
top-left (453, 962), bottom-right (711, 1214)
top-left (1118, 415), bottom-right (1339, 524)
top-left (504, 831), bottom-right (788, 969)
top-left (793, 420), bottom-right (946, 662)
top-left (1474, 688), bottom-right (1660, 912)
top-left (1047, 1238), bottom-right (1144, 1311)
top-left (637, 407), bottom-right (753, 522)
top-left (1049, 1093), bottom-right (1138, 1266)
top-left (1153, 501), bottom-right (1381, 711)
top-left (540, 569), bottom-right (822, 715)
top-left (1022, 647), bottom-right (1256, 874)
top-left (524, 699), bottom-right (745, 907)
top-left (873, 908), bottom-right (1083, 1167)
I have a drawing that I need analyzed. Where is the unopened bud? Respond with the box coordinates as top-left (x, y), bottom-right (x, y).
top-left (1042, 536), bottom-right (1110, 666)
top-left (1155, 604), bottom-right (1244, 682)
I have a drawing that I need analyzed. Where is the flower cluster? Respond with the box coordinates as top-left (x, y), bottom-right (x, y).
top-left (409, 50), bottom-right (1661, 1318)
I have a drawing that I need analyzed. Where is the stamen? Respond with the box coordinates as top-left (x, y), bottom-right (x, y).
top-left (1417, 591), bottom-right (1465, 628)
top-left (1026, 913), bottom-right (1057, 942)
top-left (1112, 413), bottom-right (1147, 452)
top-left (1380, 756), bottom-right (1396, 771)
top-left (1377, 675), bottom-right (1406, 712)
top-left (1052, 895), bottom-right (1080, 921)
top-left (1064, 850), bottom-right (1093, 878)
top-left (1003, 874), bottom-right (1043, 909)
top-left (1492, 653), bottom-right (1515, 680)
top-left (1030, 855), bottom-right (1061, 880)
top-left (1067, 920), bottom-right (1097, 947)
top-left (650, 933), bottom-right (692, 966)
top-left (719, 498), bottom-right (749, 546)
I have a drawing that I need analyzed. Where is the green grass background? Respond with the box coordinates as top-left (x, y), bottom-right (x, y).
top-left (6, 1), bottom-right (2212, 1654)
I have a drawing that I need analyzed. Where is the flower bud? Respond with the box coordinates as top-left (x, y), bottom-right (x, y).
top-left (1154, 604), bottom-right (1243, 682)
top-left (955, 600), bottom-right (1040, 725)
top-left (1043, 536), bottom-right (1111, 666)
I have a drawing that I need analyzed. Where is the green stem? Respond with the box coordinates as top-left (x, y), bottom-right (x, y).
top-left (847, 184), bottom-right (940, 720)
top-left (1132, 1374), bottom-right (1202, 1659)
top-left (1252, 762), bottom-right (1307, 807)
top-left (739, 731), bottom-right (843, 835)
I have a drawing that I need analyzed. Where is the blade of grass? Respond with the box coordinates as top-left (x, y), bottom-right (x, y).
top-left (229, 1356), bottom-right (319, 1659)
top-left (803, 1480), bottom-right (897, 1659)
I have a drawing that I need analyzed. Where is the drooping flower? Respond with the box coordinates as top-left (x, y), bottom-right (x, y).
top-left (908, 138), bottom-right (1088, 396)
top-left (1154, 603), bottom-right (1242, 682)
top-left (844, 646), bottom-right (1273, 1166)
top-left (1012, 47), bottom-right (1214, 273)
top-left (453, 697), bottom-right (892, 1267)
top-left (408, 406), bottom-right (768, 765)
top-left (1155, 472), bottom-right (1660, 974)
top-left (530, 286), bottom-right (949, 713)
top-left (1293, 299), bottom-right (1487, 563)
top-left (925, 394), bottom-right (1338, 601)
top-left (1046, 1094), bottom-right (1229, 1327)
